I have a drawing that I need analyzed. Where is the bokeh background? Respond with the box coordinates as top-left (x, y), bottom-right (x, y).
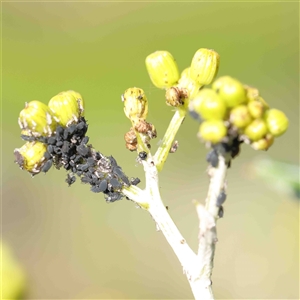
top-left (2, 1), bottom-right (299, 299)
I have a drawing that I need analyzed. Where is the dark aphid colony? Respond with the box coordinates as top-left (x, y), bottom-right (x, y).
top-left (15, 103), bottom-right (140, 203)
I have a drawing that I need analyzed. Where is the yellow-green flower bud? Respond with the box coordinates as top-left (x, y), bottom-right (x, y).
top-left (145, 51), bottom-right (180, 89)
top-left (48, 92), bottom-right (80, 127)
top-left (244, 119), bottom-right (268, 141)
top-left (195, 88), bottom-right (227, 120)
top-left (67, 90), bottom-right (85, 117)
top-left (178, 68), bottom-right (201, 99)
top-left (251, 133), bottom-right (274, 151)
top-left (18, 101), bottom-right (57, 137)
top-left (217, 77), bottom-right (247, 108)
top-left (230, 105), bottom-right (252, 128)
top-left (14, 141), bottom-right (47, 174)
top-left (122, 87), bottom-right (148, 124)
top-left (264, 108), bottom-right (289, 137)
top-left (198, 120), bottom-right (227, 144)
top-left (247, 100), bottom-right (266, 119)
top-left (212, 76), bottom-right (233, 92)
top-left (190, 48), bottom-right (220, 85)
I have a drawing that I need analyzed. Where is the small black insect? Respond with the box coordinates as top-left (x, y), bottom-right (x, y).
top-left (106, 192), bottom-right (122, 202)
top-left (188, 110), bottom-right (201, 122)
top-left (81, 176), bottom-right (92, 184)
top-left (63, 129), bottom-right (70, 140)
top-left (47, 136), bottom-right (56, 145)
top-left (38, 136), bottom-right (48, 143)
top-left (21, 135), bottom-right (36, 142)
top-left (73, 155), bottom-right (82, 164)
top-left (138, 151), bottom-right (147, 160)
top-left (110, 178), bottom-right (122, 190)
top-left (56, 140), bottom-right (63, 147)
top-left (109, 156), bottom-right (118, 168)
top-left (67, 124), bottom-right (77, 136)
top-left (47, 145), bottom-right (54, 155)
top-left (218, 206), bottom-right (224, 218)
top-left (216, 191), bottom-right (227, 207)
top-left (76, 170), bottom-right (83, 176)
top-left (61, 141), bottom-right (71, 153)
top-left (77, 163), bottom-right (89, 172)
top-left (65, 174), bottom-right (76, 186)
top-left (113, 166), bottom-right (130, 185)
top-left (86, 157), bottom-right (95, 167)
top-left (95, 152), bottom-right (102, 160)
top-left (41, 160), bottom-right (53, 173)
top-left (54, 146), bottom-right (62, 155)
top-left (81, 136), bottom-right (89, 145)
top-left (63, 163), bottom-right (71, 170)
top-left (44, 151), bottom-right (52, 160)
top-left (131, 177), bottom-right (141, 185)
top-left (77, 144), bottom-right (89, 157)
top-left (91, 180), bottom-right (107, 193)
top-left (231, 138), bottom-right (242, 159)
top-left (56, 126), bottom-right (64, 137)
top-left (206, 149), bottom-right (219, 168)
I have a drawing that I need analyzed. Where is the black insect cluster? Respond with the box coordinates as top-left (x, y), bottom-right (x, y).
top-left (22, 117), bottom-right (140, 202)
top-left (206, 137), bottom-right (242, 168)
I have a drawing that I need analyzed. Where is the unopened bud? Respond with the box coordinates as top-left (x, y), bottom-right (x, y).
top-left (247, 100), bottom-right (266, 119)
top-left (216, 77), bottom-right (247, 108)
top-left (244, 119), bottom-right (268, 141)
top-left (145, 51), bottom-right (180, 89)
top-left (192, 88), bottom-right (227, 120)
top-left (18, 101), bottom-right (57, 137)
top-left (14, 142), bottom-right (47, 174)
top-left (264, 109), bottom-right (289, 137)
top-left (251, 133), bottom-right (274, 151)
top-left (198, 120), bottom-right (227, 144)
top-left (190, 48), bottom-right (220, 86)
top-left (122, 88), bottom-right (148, 124)
top-left (48, 92), bottom-right (80, 127)
top-left (230, 105), bottom-right (252, 128)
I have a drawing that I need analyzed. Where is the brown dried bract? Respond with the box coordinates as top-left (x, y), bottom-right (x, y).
top-left (125, 142), bottom-right (137, 151)
top-left (124, 127), bottom-right (137, 144)
top-left (165, 87), bottom-right (188, 107)
top-left (135, 120), bottom-right (157, 139)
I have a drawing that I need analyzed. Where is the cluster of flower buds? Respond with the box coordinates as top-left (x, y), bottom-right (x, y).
top-left (144, 48), bottom-right (288, 166)
top-left (122, 87), bottom-right (157, 152)
top-left (14, 91), bottom-right (139, 202)
top-left (189, 76), bottom-right (288, 150)
top-left (145, 48), bottom-right (220, 107)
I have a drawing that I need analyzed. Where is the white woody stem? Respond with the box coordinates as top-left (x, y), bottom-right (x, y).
top-left (195, 155), bottom-right (228, 298)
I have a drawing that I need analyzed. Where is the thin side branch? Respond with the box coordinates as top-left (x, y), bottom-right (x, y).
top-left (154, 106), bottom-right (187, 171)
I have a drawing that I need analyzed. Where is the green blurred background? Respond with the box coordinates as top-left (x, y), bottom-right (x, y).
top-left (2, 1), bottom-right (299, 299)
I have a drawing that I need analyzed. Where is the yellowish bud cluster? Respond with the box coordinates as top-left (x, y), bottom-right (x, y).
top-left (16, 90), bottom-right (85, 173)
top-left (190, 76), bottom-right (288, 149)
top-left (122, 88), bottom-right (156, 152)
top-left (145, 48), bottom-right (220, 108)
